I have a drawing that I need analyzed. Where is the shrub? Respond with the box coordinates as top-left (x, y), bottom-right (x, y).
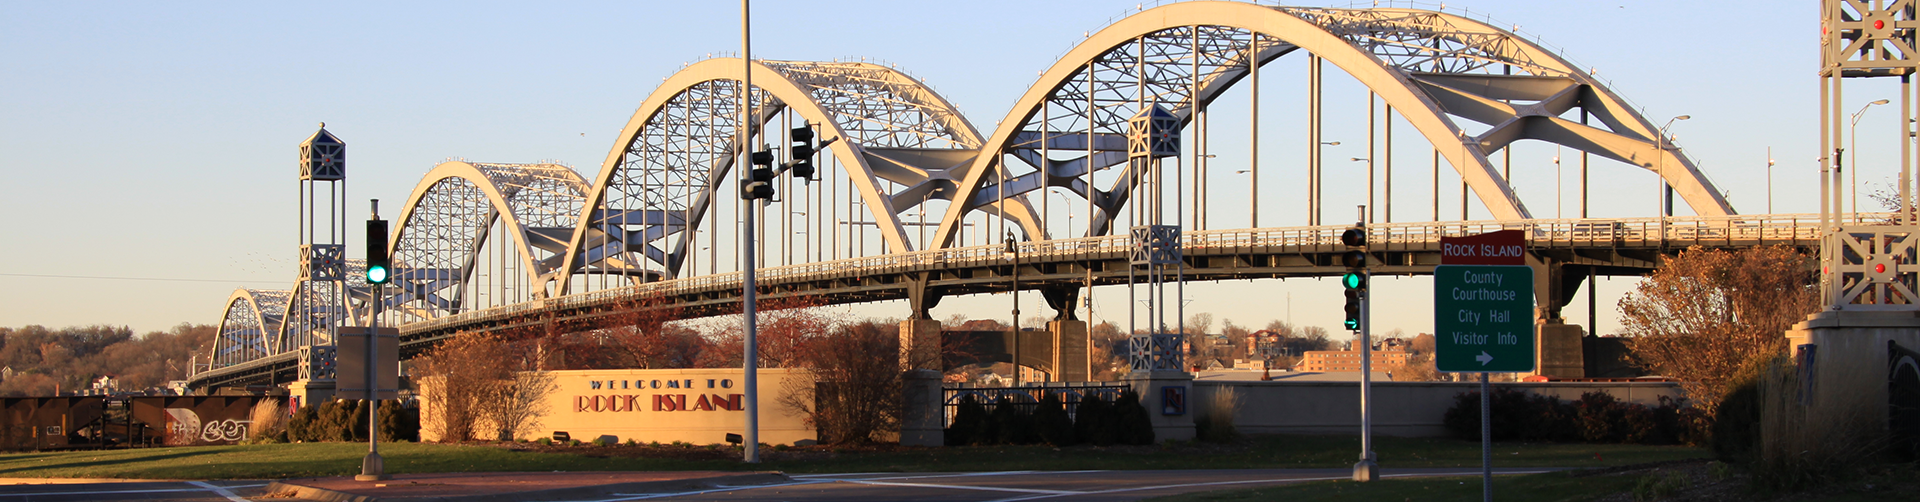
top-left (286, 399), bottom-right (416, 443)
top-left (1032, 393), bottom-right (1076, 446)
top-left (1444, 388), bottom-right (1695, 445)
top-left (944, 394), bottom-right (990, 446)
top-left (378, 401), bottom-right (420, 442)
top-left (989, 397), bottom-right (1037, 445)
top-left (1114, 390), bottom-right (1155, 446)
top-left (1710, 354), bottom-right (1773, 462)
top-left (1575, 392), bottom-right (1622, 443)
top-left (1443, 387), bottom-right (1536, 441)
top-left (1074, 394), bottom-right (1117, 446)
top-left (288, 404), bottom-right (319, 442)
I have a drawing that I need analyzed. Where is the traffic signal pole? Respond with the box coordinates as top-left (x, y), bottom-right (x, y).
top-left (359, 199), bottom-right (388, 482)
top-left (739, 0), bottom-right (760, 465)
top-left (1347, 205), bottom-right (1378, 482)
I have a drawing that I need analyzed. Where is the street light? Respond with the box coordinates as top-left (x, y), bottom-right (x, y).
top-left (1322, 141), bottom-right (1342, 146)
top-left (1052, 190), bottom-right (1076, 237)
top-left (1656, 115), bottom-right (1690, 217)
top-left (1553, 149), bottom-right (1562, 219)
top-left (1003, 232), bottom-right (1021, 386)
top-left (1849, 99), bottom-right (1892, 219)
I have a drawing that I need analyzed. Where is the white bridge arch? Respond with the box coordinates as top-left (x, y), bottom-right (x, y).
top-left (935, 2), bottom-right (1731, 248)
top-left (195, 3), bottom-right (1756, 386)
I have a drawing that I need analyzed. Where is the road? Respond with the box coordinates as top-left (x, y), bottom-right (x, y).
top-left (0, 468), bottom-right (1557, 501)
top-left (621, 468), bottom-right (1558, 501)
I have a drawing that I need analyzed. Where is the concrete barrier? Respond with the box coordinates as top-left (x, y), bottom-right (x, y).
top-left (1195, 380), bottom-right (1683, 437)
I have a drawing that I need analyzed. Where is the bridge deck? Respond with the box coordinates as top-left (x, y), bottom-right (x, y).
top-left (189, 214), bottom-right (1846, 389)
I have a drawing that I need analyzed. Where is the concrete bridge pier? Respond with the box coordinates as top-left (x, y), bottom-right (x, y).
top-left (1529, 255), bottom-right (1588, 378)
top-left (1043, 286), bottom-right (1091, 382)
top-left (899, 276), bottom-right (944, 371)
top-left (898, 276), bottom-right (946, 446)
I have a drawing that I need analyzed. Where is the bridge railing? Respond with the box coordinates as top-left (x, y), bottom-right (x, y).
top-left (402, 213), bottom-right (1870, 335)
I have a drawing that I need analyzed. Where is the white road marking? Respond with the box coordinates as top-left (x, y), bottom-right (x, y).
top-left (579, 480), bottom-right (833, 501)
top-left (0, 482), bottom-right (266, 499)
top-left (838, 479), bottom-right (1081, 495)
top-left (983, 469), bottom-right (1562, 502)
top-left (187, 481), bottom-right (253, 502)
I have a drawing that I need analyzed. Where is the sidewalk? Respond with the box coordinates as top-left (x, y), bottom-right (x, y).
top-left (267, 471), bottom-right (789, 502)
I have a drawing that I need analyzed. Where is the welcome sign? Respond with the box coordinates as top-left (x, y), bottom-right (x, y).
top-left (421, 368), bottom-right (816, 446)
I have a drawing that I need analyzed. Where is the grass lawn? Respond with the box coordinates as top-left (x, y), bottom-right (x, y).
top-left (0, 435), bottom-right (1707, 480)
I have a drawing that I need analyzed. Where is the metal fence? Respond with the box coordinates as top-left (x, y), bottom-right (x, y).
top-left (941, 382), bottom-right (1131, 427)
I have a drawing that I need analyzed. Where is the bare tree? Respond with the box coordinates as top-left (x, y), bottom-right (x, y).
top-left (478, 371), bottom-right (557, 441)
top-left (417, 331), bottom-right (524, 441)
top-left (1618, 245), bottom-right (1817, 412)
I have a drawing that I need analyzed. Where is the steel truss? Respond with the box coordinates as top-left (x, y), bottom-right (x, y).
top-left (937, 3), bottom-right (1731, 249)
top-left (202, 3), bottom-right (1744, 378)
top-left (385, 162), bottom-right (588, 322)
top-left (554, 59), bottom-right (990, 295)
top-left (212, 289), bottom-right (289, 368)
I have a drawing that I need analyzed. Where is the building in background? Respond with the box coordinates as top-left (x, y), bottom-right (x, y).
top-left (1299, 347), bottom-right (1409, 372)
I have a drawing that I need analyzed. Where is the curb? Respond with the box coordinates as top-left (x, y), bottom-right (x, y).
top-left (265, 472), bottom-right (790, 502)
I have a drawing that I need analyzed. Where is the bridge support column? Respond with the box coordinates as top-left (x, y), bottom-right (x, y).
top-left (901, 276), bottom-right (944, 371)
top-left (1042, 287), bottom-right (1088, 382)
top-left (1784, 310), bottom-right (1920, 442)
top-left (900, 318), bottom-right (943, 372)
top-left (899, 369), bottom-right (945, 447)
top-left (1049, 320), bottom-right (1090, 382)
top-left (289, 379), bottom-right (335, 410)
top-left (1528, 256), bottom-right (1588, 378)
top-left (1123, 370), bottom-right (1195, 441)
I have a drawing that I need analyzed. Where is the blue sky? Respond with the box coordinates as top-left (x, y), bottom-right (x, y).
top-left (0, 0), bottom-right (1882, 340)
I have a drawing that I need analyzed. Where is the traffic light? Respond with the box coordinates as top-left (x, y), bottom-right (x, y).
top-left (788, 125), bottom-right (815, 181)
top-left (743, 149), bottom-right (775, 200)
top-left (365, 218), bottom-right (391, 285)
top-left (1340, 226), bottom-right (1366, 331)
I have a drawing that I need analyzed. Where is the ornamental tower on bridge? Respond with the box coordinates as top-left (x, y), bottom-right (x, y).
top-left (292, 123), bottom-right (352, 382)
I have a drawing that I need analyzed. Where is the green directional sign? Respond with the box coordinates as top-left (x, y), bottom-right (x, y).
top-left (1434, 264), bottom-right (1535, 373)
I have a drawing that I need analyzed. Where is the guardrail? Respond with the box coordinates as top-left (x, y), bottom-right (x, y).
top-left (396, 213), bottom-right (1859, 337)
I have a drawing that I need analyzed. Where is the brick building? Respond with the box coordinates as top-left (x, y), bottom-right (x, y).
top-left (1299, 348), bottom-right (1409, 372)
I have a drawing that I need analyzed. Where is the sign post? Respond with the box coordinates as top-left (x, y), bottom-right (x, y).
top-left (1434, 230), bottom-right (1534, 502)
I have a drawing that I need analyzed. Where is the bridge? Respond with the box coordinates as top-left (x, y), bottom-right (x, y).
top-left (189, 2), bottom-right (1843, 390)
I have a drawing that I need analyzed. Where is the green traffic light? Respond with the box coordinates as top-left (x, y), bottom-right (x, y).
top-left (1344, 318), bottom-right (1360, 330)
top-left (367, 265), bottom-right (389, 284)
top-left (1342, 272), bottom-right (1364, 289)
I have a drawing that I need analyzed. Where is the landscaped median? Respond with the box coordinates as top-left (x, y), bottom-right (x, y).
top-left (0, 434), bottom-right (1705, 480)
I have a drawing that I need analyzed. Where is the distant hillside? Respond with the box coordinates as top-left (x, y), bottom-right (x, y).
top-left (0, 324), bottom-right (213, 396)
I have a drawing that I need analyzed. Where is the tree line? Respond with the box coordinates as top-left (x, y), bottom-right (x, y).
top-left (0, 324), bottom-right (213, 396)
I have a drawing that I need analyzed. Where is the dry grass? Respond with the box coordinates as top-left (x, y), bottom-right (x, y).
top-left (1195, 386), bottom-right (1240, 442)
top-left (248, 398), bottom-right (284, 440)
top-left (1751, 355), bottom-right (1885, 491)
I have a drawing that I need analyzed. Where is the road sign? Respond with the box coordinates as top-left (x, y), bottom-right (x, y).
top-left (1435, 231), bottom-right (1535, 373)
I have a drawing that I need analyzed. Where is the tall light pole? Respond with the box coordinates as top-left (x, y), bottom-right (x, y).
top-left (1850, 99), bottom-right (1891, 220)
top-left (1553, 149), bottom-right (1562, 219)
top-left (1351, 157), bottom-right (1372, 223)
top-left (1004, 232), bottom-right (1020, 386)
top-left (1767, 148), bottom-right (1775, 214)
top-left (1656, 115), bottom-right (1690, 217)
top-left (738, 0), bottom-right (761, 464)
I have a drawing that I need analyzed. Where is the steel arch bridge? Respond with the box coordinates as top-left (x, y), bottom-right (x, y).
top-left (192, 2), bottom-right (1821, 390)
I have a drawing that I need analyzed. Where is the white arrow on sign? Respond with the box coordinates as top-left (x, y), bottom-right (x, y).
top-left (1477, 351), bottom-right (1493, 365)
